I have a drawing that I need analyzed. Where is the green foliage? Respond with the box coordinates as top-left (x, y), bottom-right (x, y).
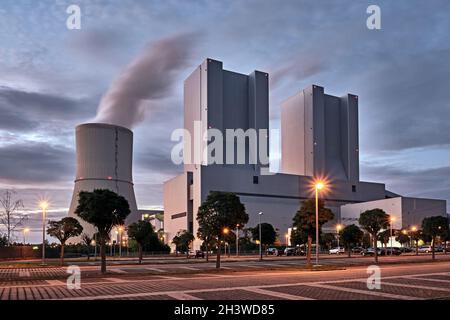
top-left (341, 224), bottom-right (364, 248)
top-left (46, 217), bottom-right (83, 244)
top-left (75, 189), bottom-right (130, 239)
top-left (422, 216), bottom-right (449, 239)
top-left (172, 229), bottom-right (195, 252)
top-left (250, 223), bottom-right (277, 246)
top-left (0, 233), bottom-right (7, 247)
top-left (441, 229), bottom-right (450, 242)
top-left (358, 208), bottom-right (389, 237)
top-left (197, 191), bottom-right (249, 242)
top-left (395, 232), bottom-right (410, 245)
top-left (378, 229), bottom-right (391, 245)
top-left (290, 228), bottom-right (308, 246)
top-left (128, 220), bottom-right (155, 246)
top-left (292, 199), bottom-right (334, 237)
top-left (320, 233), bottom-right (336, 249)
top-left (75, 189), bottom-right (130, 273)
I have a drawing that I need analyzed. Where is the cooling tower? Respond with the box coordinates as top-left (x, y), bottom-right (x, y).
top-left (68, 123), bottom-right (139, 237)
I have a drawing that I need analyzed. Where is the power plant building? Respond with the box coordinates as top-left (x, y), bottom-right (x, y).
top-left (163, 58), bottom-right (447, 250)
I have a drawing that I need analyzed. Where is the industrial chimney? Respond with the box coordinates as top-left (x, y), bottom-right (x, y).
top-left (68, 123), bottom-right (139, 237)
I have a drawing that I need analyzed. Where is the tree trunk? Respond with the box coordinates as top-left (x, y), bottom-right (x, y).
top-left (206, 242), bottom-right (209, 262)
top-left (60, 242), bottom-right (65, 266)
top-left (347, 245), bottom-right (351, 258)
top-left (415, 240), bottom-right (419, 256)
top-left (306, 235), bottom-right (312, 266)
top-left (100, 239), bottom-right (106, 274)
top-left (432, 236), bottom-right (435, 261)
top-left (138, 244), bottom-right (143, 264)
top-left (216, 238), bottom-right (221, 269)
top-left (373, 234), bottom-right (378, 264)
top-left (445, 241), bottom-right (448, 255)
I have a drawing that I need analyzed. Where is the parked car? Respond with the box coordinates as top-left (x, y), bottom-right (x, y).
top-left (284, 247), bottom-right (297, 256)
top-left (380, 247), bottom-right (402, 256)
top-left (361, 248), bottom-right (381, 256)
top-left (188, 250), bottom-right (204, 258)
top-left (399, 247), bottom-right (413, 253)
top-left (351, 247), bottom-right (364, 254)
top-left (329, 247), bottom-right (345, 254)
top-left (418, 245), bottom-right (433, 253)
top-left (267, 247), bottom-right (278, 255)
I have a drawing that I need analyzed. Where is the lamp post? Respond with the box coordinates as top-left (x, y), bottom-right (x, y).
top-left (39, 201), bottom-right (48, 266)
top-left (258, 212), bottom-right (263, 261)
top-left (390, 217), bottom-right (395, 256)
top-left (23, 227), bottom-right (30, 244)
top-left (118, 226), bottom-right (124, 257)
top-left (235, 224), bottom-right (240, 257)
top-left (411, 226), bottom-right (418, 255)
top-left (314, 182), bottom-right (324, 265)
top-left (336, 224), bottom-right (342, 252)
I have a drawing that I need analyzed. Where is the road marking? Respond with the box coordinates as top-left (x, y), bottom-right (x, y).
top-left (243, 287), bottom-right (314, 300)
top-left (110, 269), bottom-right (127, 274)
top-left (158, 276), bottom-right (182, 280)
top-left (145, 267), bottom-right (166, 273)
top-left (409, 277), bottom-right (450, 284)
top-left (46, 280), bottom-right (65, 286)
top-left (166, 292), bottom-right (203, 300)
top-left (218, 266), bottom-right (233, 270)
top-left (104, 278), bottom-right (128, 283)
top-left (379, 281), bottom-right (450, 293)
top-left (303, 283), bottom-right (421, 300)
top-left (178, 266), bottom-right (199, 271)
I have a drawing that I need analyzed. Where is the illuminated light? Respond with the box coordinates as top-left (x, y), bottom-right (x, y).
top-left (336, 224), bottom-right (342, 231)
top-left (411, 226), bottom-right (417, 232)
top-left (24, 228), bottom-right (30, 233)
top-left (107, 176), bottom-right (113, 180)
top-left (39, 201), bottom-right (49, 210)
top-left (223, 227), bottom-right (229, 234)
top-left (402, 230), bottom-right (407, 235)
top-left (390, 217), bottom-right (395, 222)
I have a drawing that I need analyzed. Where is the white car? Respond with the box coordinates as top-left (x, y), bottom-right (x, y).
top-left (329, 247), bottom-right (345, 254)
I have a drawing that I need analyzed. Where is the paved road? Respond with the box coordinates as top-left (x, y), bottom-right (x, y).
top-left (1, 260), bottom-right (450, 300)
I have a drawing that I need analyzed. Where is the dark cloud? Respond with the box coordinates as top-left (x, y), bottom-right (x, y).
top-left (0, 86), bottom-right (97, 132)
top-left (0, 142), bottom-right (74, 184)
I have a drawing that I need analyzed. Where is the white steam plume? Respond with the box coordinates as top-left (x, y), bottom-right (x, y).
top-left (94, 33), bottom-right (197, 128)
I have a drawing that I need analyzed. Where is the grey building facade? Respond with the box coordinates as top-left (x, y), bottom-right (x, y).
top-left (163, 58), bottom-right (447, 250)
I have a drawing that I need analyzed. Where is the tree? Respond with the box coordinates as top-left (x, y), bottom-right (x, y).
top-left (75, 189), bottom-right (130, 274)
top-left (358, 208), bottom-right (389, 263)
top-left (395, 232), bottom-right (410, 247)
top-left (197, 191), bottom-right (249, 268)
top-left (410, 229), bottom-right (423, 256)
top-left (378, 230), bottom-right (391, 251)
top-left (422, 216), bottom-right (449, 260)
top-left (0, 190), bottom-right (27, 245)
top-left (172, 230), bottom-right (194, 258)
top-left (81, 233), bottom-right (93, 260)
top-left (46, 217), bottom-right (83, 265)
top-left (128, 220), bottom-right (155, 264)
top-left (0, 233), bottom-right (7, 247)
top-left (250, 223), bottom-right (277, 254)
top-left (290, 228), bottom-right (308, 246)
top-left (320, 233), bottom-right (336, 251)
top-left (341, 224), bottom-right (364, 257)
top-left (441, 229), bottom-right (450, 254)
top-left (292, 199), bottom-right (334, 265)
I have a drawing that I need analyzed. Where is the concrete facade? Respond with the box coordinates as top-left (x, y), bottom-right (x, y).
top-left (341, 197), bottom-right (447, 230)
top-left (163, 58), bottom-right (447, 250)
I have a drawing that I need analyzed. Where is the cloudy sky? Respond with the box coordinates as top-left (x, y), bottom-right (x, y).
top-left (1, 0), bottom-right (450, 242)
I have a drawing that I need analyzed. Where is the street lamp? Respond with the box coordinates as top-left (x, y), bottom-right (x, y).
top-left (235, 224), bottom-right (240, 257)
top-left (390, 217), bottom-right (395, 256)
top-left (258, 212), bottom-right (263, 261)
top-left (336, 224), bottom-right (342, 251)
top-left (118, 226), bottom-right (124, 257)
top-left (314, 181), bottom-right (325, 265)
top-left (23, 227), bottom-right (30, 244)
top-left (39, 201), bottom-right (48, 265)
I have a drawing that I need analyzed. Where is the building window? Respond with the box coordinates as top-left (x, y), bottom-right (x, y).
top-left (352, 185), bottom-right (356, 192)
top-left (253, 176), bottom-right (259, 184)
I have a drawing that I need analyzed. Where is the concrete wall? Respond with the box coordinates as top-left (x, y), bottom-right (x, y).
top-left (281, 86), bottom-right (359, 182)
top-left (163, 173), bottom-right (189, 248)
top-left (340, 197), bottom-right (447, 230)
